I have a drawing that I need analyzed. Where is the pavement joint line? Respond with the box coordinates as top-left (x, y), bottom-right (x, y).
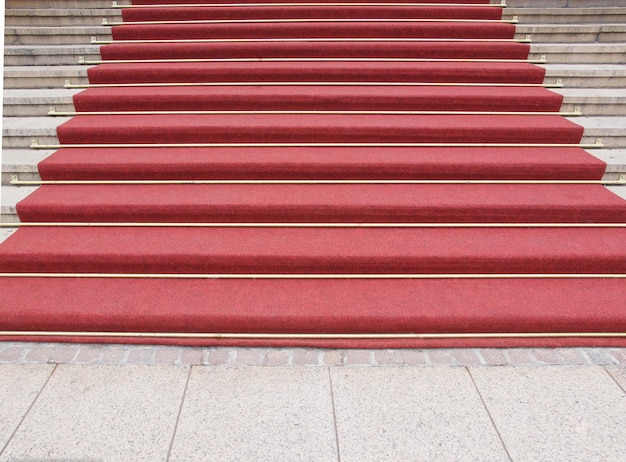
top-left (466, 367), bottom-right (514, 462)
top-left (166, 366), bottom-right (192, 462)
top-left (327, 368), bottom-right (342, 462)
top-left (1, 343), bottom-right (625, 367)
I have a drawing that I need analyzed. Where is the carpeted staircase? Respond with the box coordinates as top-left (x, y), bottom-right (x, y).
top-left (1, 0), bottom-right (625, 347)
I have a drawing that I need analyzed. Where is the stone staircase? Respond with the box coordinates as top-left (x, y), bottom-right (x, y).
top-left (2, 0), bottom-right (626, 229)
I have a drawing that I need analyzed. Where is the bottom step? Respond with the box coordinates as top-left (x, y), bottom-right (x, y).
top-left (0, 277), bottom-right (624, 348)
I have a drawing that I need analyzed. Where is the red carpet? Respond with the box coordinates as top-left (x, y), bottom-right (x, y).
top-left (1, 0), bottom-right (625, 347)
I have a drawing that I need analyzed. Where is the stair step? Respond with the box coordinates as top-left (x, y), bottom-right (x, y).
top-left (3, 45), bottom-right (101, 66)
top-left (98, 41), bottom-right (532, 61)
top-left (2, 117), bottom-right (69, 149)
top-left (86, 61), bottom-right (547, 85)
top-left (5, 0), bottom-right (127, 7)
top-left (543, 64), bottom-right (626, 88)
top-left (5, 26), bottom-right (111, 46)
top-left (55, 113), bottom-right (584, 144)
top-left (4, 8), bottom-right (121, 27)
top-left (555, 88), bottom-right (626, 116)
top-left (516, 24), bottom-right (626, 43)
top-left (3, 65), bottom-right (90, 89)
top-left (506, 0), bottom-right (625, 7)
top-left (15, 183), bottom-right (626, 223)
top-left (504, 7), bottom-right (626, 24)
top-left (0, 277), bottom-right (624, 348)
top-left (70, 85), bottom-right (564, 112)
top-left (592, 149), bottom-right (626, 178)
top-left (577, 116), bottom-right (626, 149)
top-left (1, 227), bottom-right (625, 274)
top-left (4, 147), bottom-right (623, 186)
top-left (3, 89), bottom-right (80, 117)
top-left (58, 86), bottom-right (626, 116)
top-left (110, 21), bottom-right (517, 41)
top-left (1, 150), bottom-right (52, 184)
top-left (0, 185), bottom-right (37, 223)
top-left (530, 43), bottom-right (626, 64)
top-left (119, 5), bottom-right (504, 23)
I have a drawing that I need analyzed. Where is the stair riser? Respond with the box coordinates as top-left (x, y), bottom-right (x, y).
top-left (4, 10), bottom-right (120, 27)
top-left (5, 30), bottom-right (111, 46)
top-left (516, 28), bottom-right (626, 43)
top-left (3, 75), bottom-right (89, 89)
top-left (561, 102), bottom-right (626, 117)
top-left (2, 133), bottom-right (58, 149)
top-left (3, 52), bottom-right (100, 67)
top-left (548, 74), bottom-right (626, 89)
top-left (505, 9), bottom-right (626, 24)
top-left (3, 103), bottom-right (74, 118)
top-left (6, 0), bottom-right (125, 7)
top-left (530, 50), bottom-right (626, 65)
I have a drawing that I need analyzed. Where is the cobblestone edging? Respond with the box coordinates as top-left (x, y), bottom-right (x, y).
top-left (0, 342), bottom-right (625, 367)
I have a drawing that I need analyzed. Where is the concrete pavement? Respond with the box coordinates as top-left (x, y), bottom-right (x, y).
top-left (0, 343), bottom-right (625, 461)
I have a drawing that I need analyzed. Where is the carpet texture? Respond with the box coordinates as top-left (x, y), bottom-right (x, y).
top-left (1, 0), bottom-right (625, 347)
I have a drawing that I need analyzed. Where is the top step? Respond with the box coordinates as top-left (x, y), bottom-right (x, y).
top-left (5, 0), bottom-right (129, 7)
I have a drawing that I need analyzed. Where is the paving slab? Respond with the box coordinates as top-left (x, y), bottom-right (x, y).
top-left (0, 364), bottom-right (189, 462)
top-left (470, 366), bottom-right (626, 462)
top-left (169, 366), bottom-right (338, 461)
top-left (330, 367), bottom-right (509, 462)
top-left (0, 364), bottom-right (54, 451)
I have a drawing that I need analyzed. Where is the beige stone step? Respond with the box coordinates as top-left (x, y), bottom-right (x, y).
top-left (3, 65), bottom-right (90, 89)
top-left (3, 89), bottom-right (80, 117)
top-left (577, 116), bottom-right (626, 149)
top-left (6, 0), bottom-right (129, 7)
top-left (0, 150), bottom-right (53, 184)
top-left (516, 24), bottom-right (626, 43)
top-left (530, 43), bottom-right (626, 64)
top-left (2, 117), bottom-right (69, 149)
top-left (543, 64), bottom-right (626, 88)
top-left (555, 88), bottom-right (626, 116)
top-left (3, 45), bottom-right (101, 66)
top-left (4, 8), bottom-right (121, 27)
top-left (5, 26), bottom-right (111, 46)
top-left (504, 7), bottom-right (626, 24)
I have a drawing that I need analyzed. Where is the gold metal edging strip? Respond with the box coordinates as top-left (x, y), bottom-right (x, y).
top-left (30, 140), bottom-right (605, 149)
top-left (0, 273), bottom-right (625, 279)
top-left (103, 18), bottom-right (519, 26)
top-left (79, 56), bottom-right (543, 65)
top-left (2, 223), bottom-right (626, 229)
top-left (91, 37), bottom-right (530, 44)
top-left (1, 331), bottom-right (624, 340)
top-left (48, 109), bottom-right (581, 117)
top-left (11, 178), bottom-right (622, 186)
top-left (111, 2), bottom-right (507, 9)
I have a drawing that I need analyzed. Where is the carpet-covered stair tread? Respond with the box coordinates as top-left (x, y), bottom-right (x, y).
top-left (1, 277), bottom-right (625, 348)
top-left (1, 227), bottom-right (625, 274)
top-left (99, 41), bottom-right (530, 60)
top-left (36, 147), bottom-right (608, 181)
top-left (71, 86), bottom-right (564, 112)
top-left (120, 5), bottom-right (504, 22)
top-left (15, 184), bottom-right (626, 223)
top-left (111, 21), bottom-right (516, 40)
top-left (56, 114), bottom-right (584, 144)
top-left (87, 62), bottom-right (548, 84)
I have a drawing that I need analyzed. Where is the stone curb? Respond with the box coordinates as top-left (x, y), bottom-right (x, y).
top-left (0, 342), bottom-right (624, 367)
